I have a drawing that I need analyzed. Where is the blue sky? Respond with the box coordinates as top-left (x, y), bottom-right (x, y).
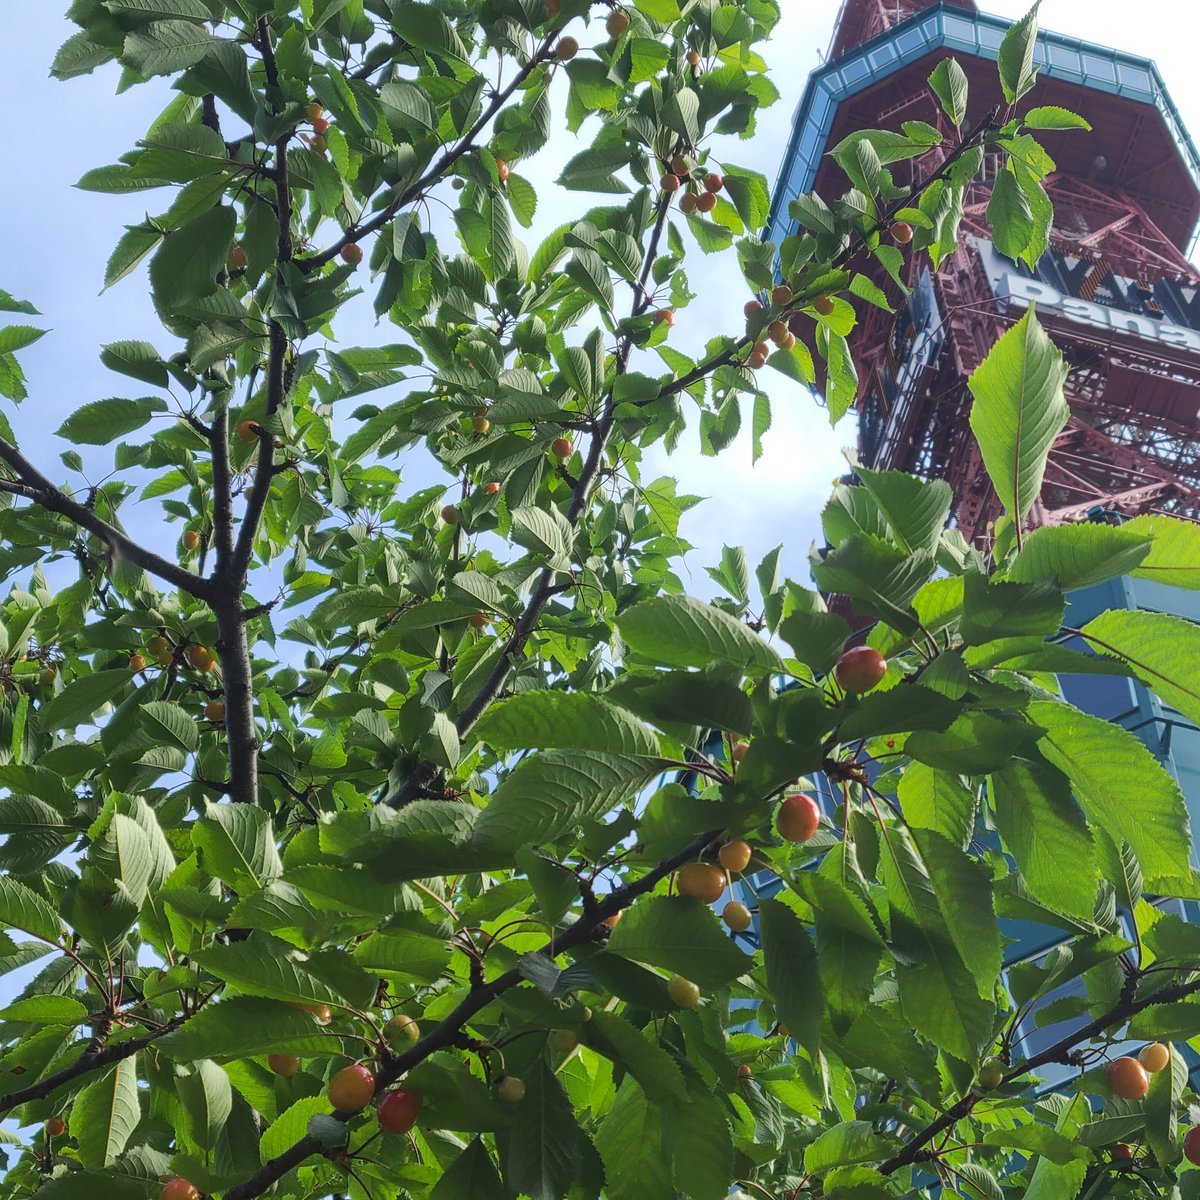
top-left (2, 3), bottom-right (1198, 605)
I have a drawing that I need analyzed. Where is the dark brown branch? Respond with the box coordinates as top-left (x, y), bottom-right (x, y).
top-left (297, 34), bottom-right (559, 275)
top-left (879, 972), bottom-right (1200, 1176)
top-left (0, 1017), bottom-right (185, 1119)
top-left (214, 17), bottom-right (296, 806)
top-left (222, 828), bottom-right (723, 1200)
top-left (0, 441), bottom-right (213, 600)
top-left (383, 182), bottom-right (676, 811)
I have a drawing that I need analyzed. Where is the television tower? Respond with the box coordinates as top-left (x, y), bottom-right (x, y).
top-left (769, 0), bottom-right (1200, 541)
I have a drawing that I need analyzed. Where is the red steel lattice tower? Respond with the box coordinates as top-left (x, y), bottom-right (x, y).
top-left (769, 0), bottom-right (1200, 542)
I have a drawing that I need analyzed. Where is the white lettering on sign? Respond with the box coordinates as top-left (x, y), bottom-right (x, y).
top-left (996, 273), bottom-right (1200, 353)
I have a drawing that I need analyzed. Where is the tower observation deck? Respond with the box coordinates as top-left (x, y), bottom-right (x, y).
top-left (768, 0), bottom-right (1200, 542)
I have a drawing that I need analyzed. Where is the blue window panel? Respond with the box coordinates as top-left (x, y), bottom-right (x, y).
top-left (1082, 53), bottom-right (1118, 84)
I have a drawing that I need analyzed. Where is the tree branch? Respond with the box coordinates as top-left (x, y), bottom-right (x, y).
top-left (0, 440), bottom-right (213, 600)
top-left (296, 34), bottom-right (559, 274)
top-left (383, 183), bottom-right (677, 810)
top-left (879, 971), bottom-right (1200, 1176)
top-left (222, 827), bottom-right (722, 1200)
top-left (0, 1017), bottom-right (184, 1119)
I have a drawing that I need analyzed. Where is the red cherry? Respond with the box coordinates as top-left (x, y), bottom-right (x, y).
top-left (654, 309), bottom-right (675, 327)
top-left (341, 243), bottom-right (363, 266)
top-left (328, 1063), bottom-right (376, 1112)
top-left (744, 300), bottom-right (763, 318)
top-left (676, 862), bottom-right (727, 903)
top-left (161, 1180), bottom-right (200, 1200)
top-left (1112, 1143), bottom-right (1134, 1160)
top-left (497, 159), bottom-right (510, 183)
top-left (483, 481), bottom-right (501, 495)
top-left (777, 794), bottom-right (820, 843)
top-left (551, 437), bottom-right (573, 458)
top-left (704, 172), bottom-right (724, 193)
top-left (891, 220), bottom-right (913, 245)
top-left (1184, 1125), bottom-right (1200, 1165)
top-left (1107, 1057), bottom-right (1149, 1100)
top-left (834, 646), bottom-right (887, 693)
top-left (695, 190), bottom-right (717, 213)
top-left (378, 1087), bottom-right (421, 1134)
top-left (46, 1116), bottom-right (66, 1138)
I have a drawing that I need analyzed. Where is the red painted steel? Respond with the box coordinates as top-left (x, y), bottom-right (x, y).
top-left (813, 13), bottom-right (1200, 544)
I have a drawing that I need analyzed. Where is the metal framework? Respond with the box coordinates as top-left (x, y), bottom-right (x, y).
top-left (820, 0), bottom-right (1200, 544)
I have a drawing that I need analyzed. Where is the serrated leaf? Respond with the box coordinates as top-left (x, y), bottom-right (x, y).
top-left (192, 802), bottom-right (282, 894)
top-left (475, 692), bottom-right (660, 756)
top-left (74, 1056), bottom-right (141, 1167)
top-left (618, 594), bottom-right (784, 672)
top-left (1030, 700), bottom-right (1191, 888)
top-left (1081, 608), bottom-right (1200, 728)
top-left (607, 896), bottom-right (749, 989)
top-left (967, 307), bottom-right (1068, 525)
top-left (759, 897), bottom-right (822, 1055)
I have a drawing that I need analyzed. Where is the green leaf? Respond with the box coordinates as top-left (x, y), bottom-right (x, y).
top-left (618, 594), bottom-right (784, 672)
top-left (758, 897), bottom-right (823, 1055)
top-left (100, 340), bottom-right (169, 387)
top-left (804, 1121), bottom-right (889, 1174)
top-left (51, 30), bottom-right (117, 79)
top-left (982, 1126), bottom-right (1087, 1165)
top-left (665, 1074), bottom-right (733, 1200)
top-left (122, 19), bottom-right (214, 77)
top-left (880, 826), bottom-right (994, 1059)
top-left (585, 1010), bottom-right (687, 1104)
top-left (500, 1057), bottom-right (586, 1200)
top-left (1024, 106), bottom-right (1091, 131)
top-left (565, 249), bottom-right (614, 312)
top-left (74, 1056), bottom-right (141, 1167)
top-left (0, 876), bottom-right (64, 942)
top-left (0, 994), bottom-right (89, 1025)
top-left (967, 307), bottom-right (1069, 526)
top-left (104, 224), bottom-right (165, 289)
top-left (134, 122), bottom-right (229, 181)
top-left (1124, 514), bottom-right (1200, 589)
top-left (432, 1140), bottom-right (507, 1200)
top-left (987, 169), bottom-right (1034, 261)
top-left (193, 934), bottom-right (356, 1007)
top-left (390, 3), bottom-right (470, 62)
top-left (1145, 1044), bottom-right (1187, 1167)
top-left (809, 536), bottom-right (933, 635)
top-left (41, 669), bottom-right (131, 733)
top-left (1030, 700), bottom-right (1191, 888)
top-left (778, 610), bottom-right (851, 674)
top-left (897, 762), bottom-right (976, 849)
top-left (997, 1), bottom-right (1041, 103)
top-left (607, 896), bottom-right (749, 989)
top-left (959, 574), bottom-right (1063, 644)
top-left (192, 802), bottom-right (283, 894)
top-left (0, 325), bottom-right (47, 353)
top-left (473, 752), bottom-right (664, 849)
top-left (854, 468), bottom-right (952, 555)
top-left (990, 763), bottom-right (1096, 918)
top-left (1081, 609), bottom-right (1200, 727)
top-left (158, 996), bottom-right (334, 1060)
top-left (177, 1058), bottom-right (232, 1152)
top-left (595, 1080), bottom-right (672, 1200)
top-left (836, 685), bottom-right (960, 742)
top-left (56, 397), bottom-right (166, 445)
top-left (928, 58), bottom-right (968, 126)
top-left (474, 692), bottom-right (660, 756)
top-left (149, 204), bottom-right (236, 310)
top-left (1006, 522), bottom-right (1152, 589)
